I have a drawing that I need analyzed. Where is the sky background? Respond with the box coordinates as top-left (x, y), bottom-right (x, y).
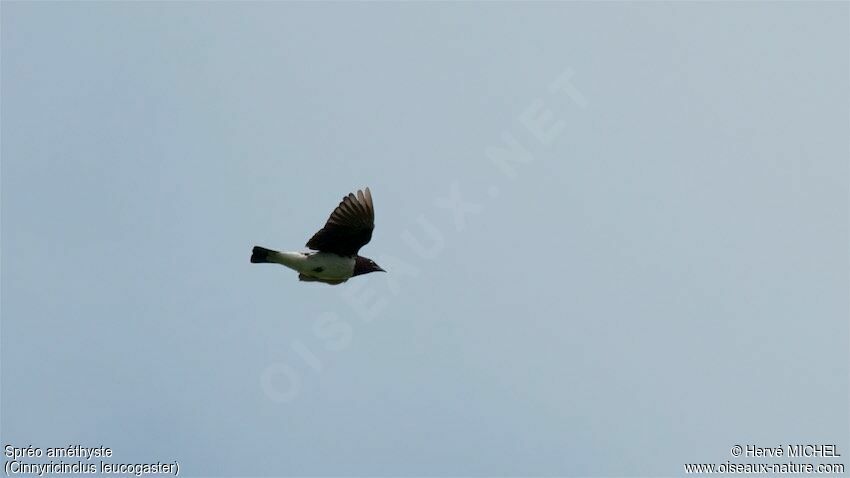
top-left (2, 2), bottom-right (848, 476)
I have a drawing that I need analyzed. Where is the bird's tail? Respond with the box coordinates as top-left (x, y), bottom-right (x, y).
top-left (251, 246), bottom-right (279, 264)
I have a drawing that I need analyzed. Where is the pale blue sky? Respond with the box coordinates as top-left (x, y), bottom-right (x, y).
top-left (2, 2), bottom-right (848, 476)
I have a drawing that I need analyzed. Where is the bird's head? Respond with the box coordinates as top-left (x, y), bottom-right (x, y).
top-left (353, 256), bottom-right (385, 276)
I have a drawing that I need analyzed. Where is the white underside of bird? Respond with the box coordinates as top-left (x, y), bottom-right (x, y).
top-left (262, 251), bottom-right (356, 283)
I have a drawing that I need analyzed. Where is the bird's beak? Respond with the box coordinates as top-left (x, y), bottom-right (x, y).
top-left (377, 266), bottom-right (386, 272)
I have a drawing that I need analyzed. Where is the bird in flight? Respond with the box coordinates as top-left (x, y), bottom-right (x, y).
top-left (251, 187), bottom-right (385, 285)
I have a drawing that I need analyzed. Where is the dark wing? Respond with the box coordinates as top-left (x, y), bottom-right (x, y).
top-left (305, 188), bottom-right (375, 256)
